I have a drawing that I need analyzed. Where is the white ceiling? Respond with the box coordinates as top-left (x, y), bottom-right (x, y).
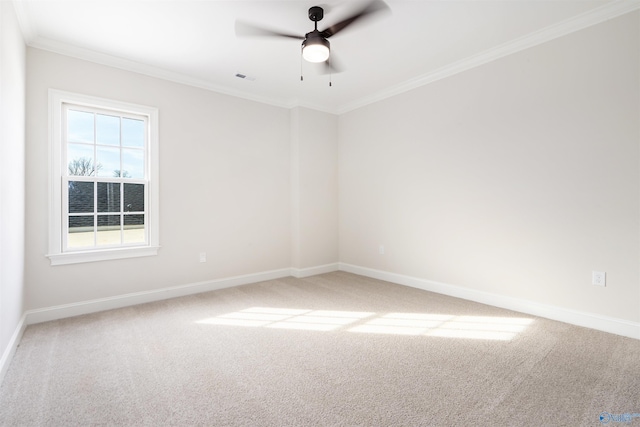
top-left (13, 0), bottom-right (638, 113)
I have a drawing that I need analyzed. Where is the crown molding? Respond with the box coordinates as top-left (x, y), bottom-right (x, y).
top-left (14, 0), bottom-right (640, 115)
top-left (30, 35), bottom-right (340, 114)
top-left (30, 36), bottom-right (300, 110)
top-left (11, 0), bottom-right (36, 44)
top-left (337, 0), bottom-right (640, 114)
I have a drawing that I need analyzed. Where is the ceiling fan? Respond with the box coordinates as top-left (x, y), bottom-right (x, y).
top-left (235, 0), bottom-right (389, 73)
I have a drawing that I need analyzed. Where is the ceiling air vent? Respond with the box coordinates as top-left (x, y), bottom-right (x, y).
top-left (235, 73), bottom-right (256, 81)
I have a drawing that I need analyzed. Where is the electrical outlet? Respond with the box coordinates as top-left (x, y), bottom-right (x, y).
top-left (592, 271), bottom-right (606, 287)
top-left (379, 245), bottom-right (385, 255)
top-left (199, 252), bottom-right (207, 263)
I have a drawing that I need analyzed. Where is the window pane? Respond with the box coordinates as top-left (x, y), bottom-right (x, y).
top-left (68, 181), bottom-right (94, 213)
top-left (67, 110), bottom-right (94, 143)
top-left (96, 146), bottom-right (121, 178)
top-left (97, 182), bottom-right (121, 213)
top-left (68, 216), bottom-right (94, 248)
top-left (124, 214), bottom-right (145, 244)
top-left (122, 118), bottom-right (145, 147)
top-left (96, 114), bottom-right (120, 146)
top-left (122, 148), bottom-right (144, 179)
top-left (124, 183), bottom-right (144, 212)
top-left (68, 144), bottom-right (95, 176)
top-left (97, 215), bottom-right (121, 246)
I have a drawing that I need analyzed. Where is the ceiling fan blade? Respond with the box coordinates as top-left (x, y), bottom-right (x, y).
top-left (320, 54), bottom-right (345, 75)
top-left (235, 20), bottom-right (303, 40)
top-left (320, 0), bottom-right (389, 38)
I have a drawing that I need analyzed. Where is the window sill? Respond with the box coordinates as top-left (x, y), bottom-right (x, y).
top-left (47, 246), bottom-right (160, 266)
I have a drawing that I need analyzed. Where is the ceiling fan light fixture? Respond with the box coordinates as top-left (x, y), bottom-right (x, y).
top-left (302, 35), bottom-right (330, 63)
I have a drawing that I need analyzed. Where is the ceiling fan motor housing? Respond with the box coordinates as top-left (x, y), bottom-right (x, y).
top-left (308, 6), bottom-right (324, 22)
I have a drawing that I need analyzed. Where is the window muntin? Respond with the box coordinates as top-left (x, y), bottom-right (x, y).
top-left (62, 105), bottom-right (148, 252)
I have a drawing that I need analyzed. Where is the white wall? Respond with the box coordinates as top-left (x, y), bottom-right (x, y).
top-left (0, 1), bottom-right (26, 372)
top-left (339, 12), bottom-right (640, 323)
top-left (291, 107), bottom-right (339, 272)
top-left (16, 9), bottom-right (640, 335)
top-left (25, 49), bottom-right (293, 310)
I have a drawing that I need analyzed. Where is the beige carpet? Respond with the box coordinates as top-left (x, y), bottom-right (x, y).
top-left (1, 272), bottom-right (639, 426)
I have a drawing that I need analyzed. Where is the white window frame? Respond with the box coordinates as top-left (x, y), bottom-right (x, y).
top-left (47, 89), bottom-right (159, 265)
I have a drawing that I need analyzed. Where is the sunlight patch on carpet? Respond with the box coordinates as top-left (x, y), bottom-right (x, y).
top-left (197, 308), bottom-right (533, 340)
top-left (197, 307), bottom-right (374, 331)
top-left (350, 313), bottom-right (534, 340)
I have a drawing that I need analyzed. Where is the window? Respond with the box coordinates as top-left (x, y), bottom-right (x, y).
top-left (48, 90), bottom-right (159, 265)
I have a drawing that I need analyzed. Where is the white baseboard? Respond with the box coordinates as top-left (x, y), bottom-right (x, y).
top-left (291, 263), bottom-right (339, 278)
top-left (339, 263), bottom-right (640, 340)
top-left (5, 262), bottom-right (636, 389)
top-left (25, 267), bottom-right (292, 325)
top-left (0, 314), bottom-right (27, 385)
